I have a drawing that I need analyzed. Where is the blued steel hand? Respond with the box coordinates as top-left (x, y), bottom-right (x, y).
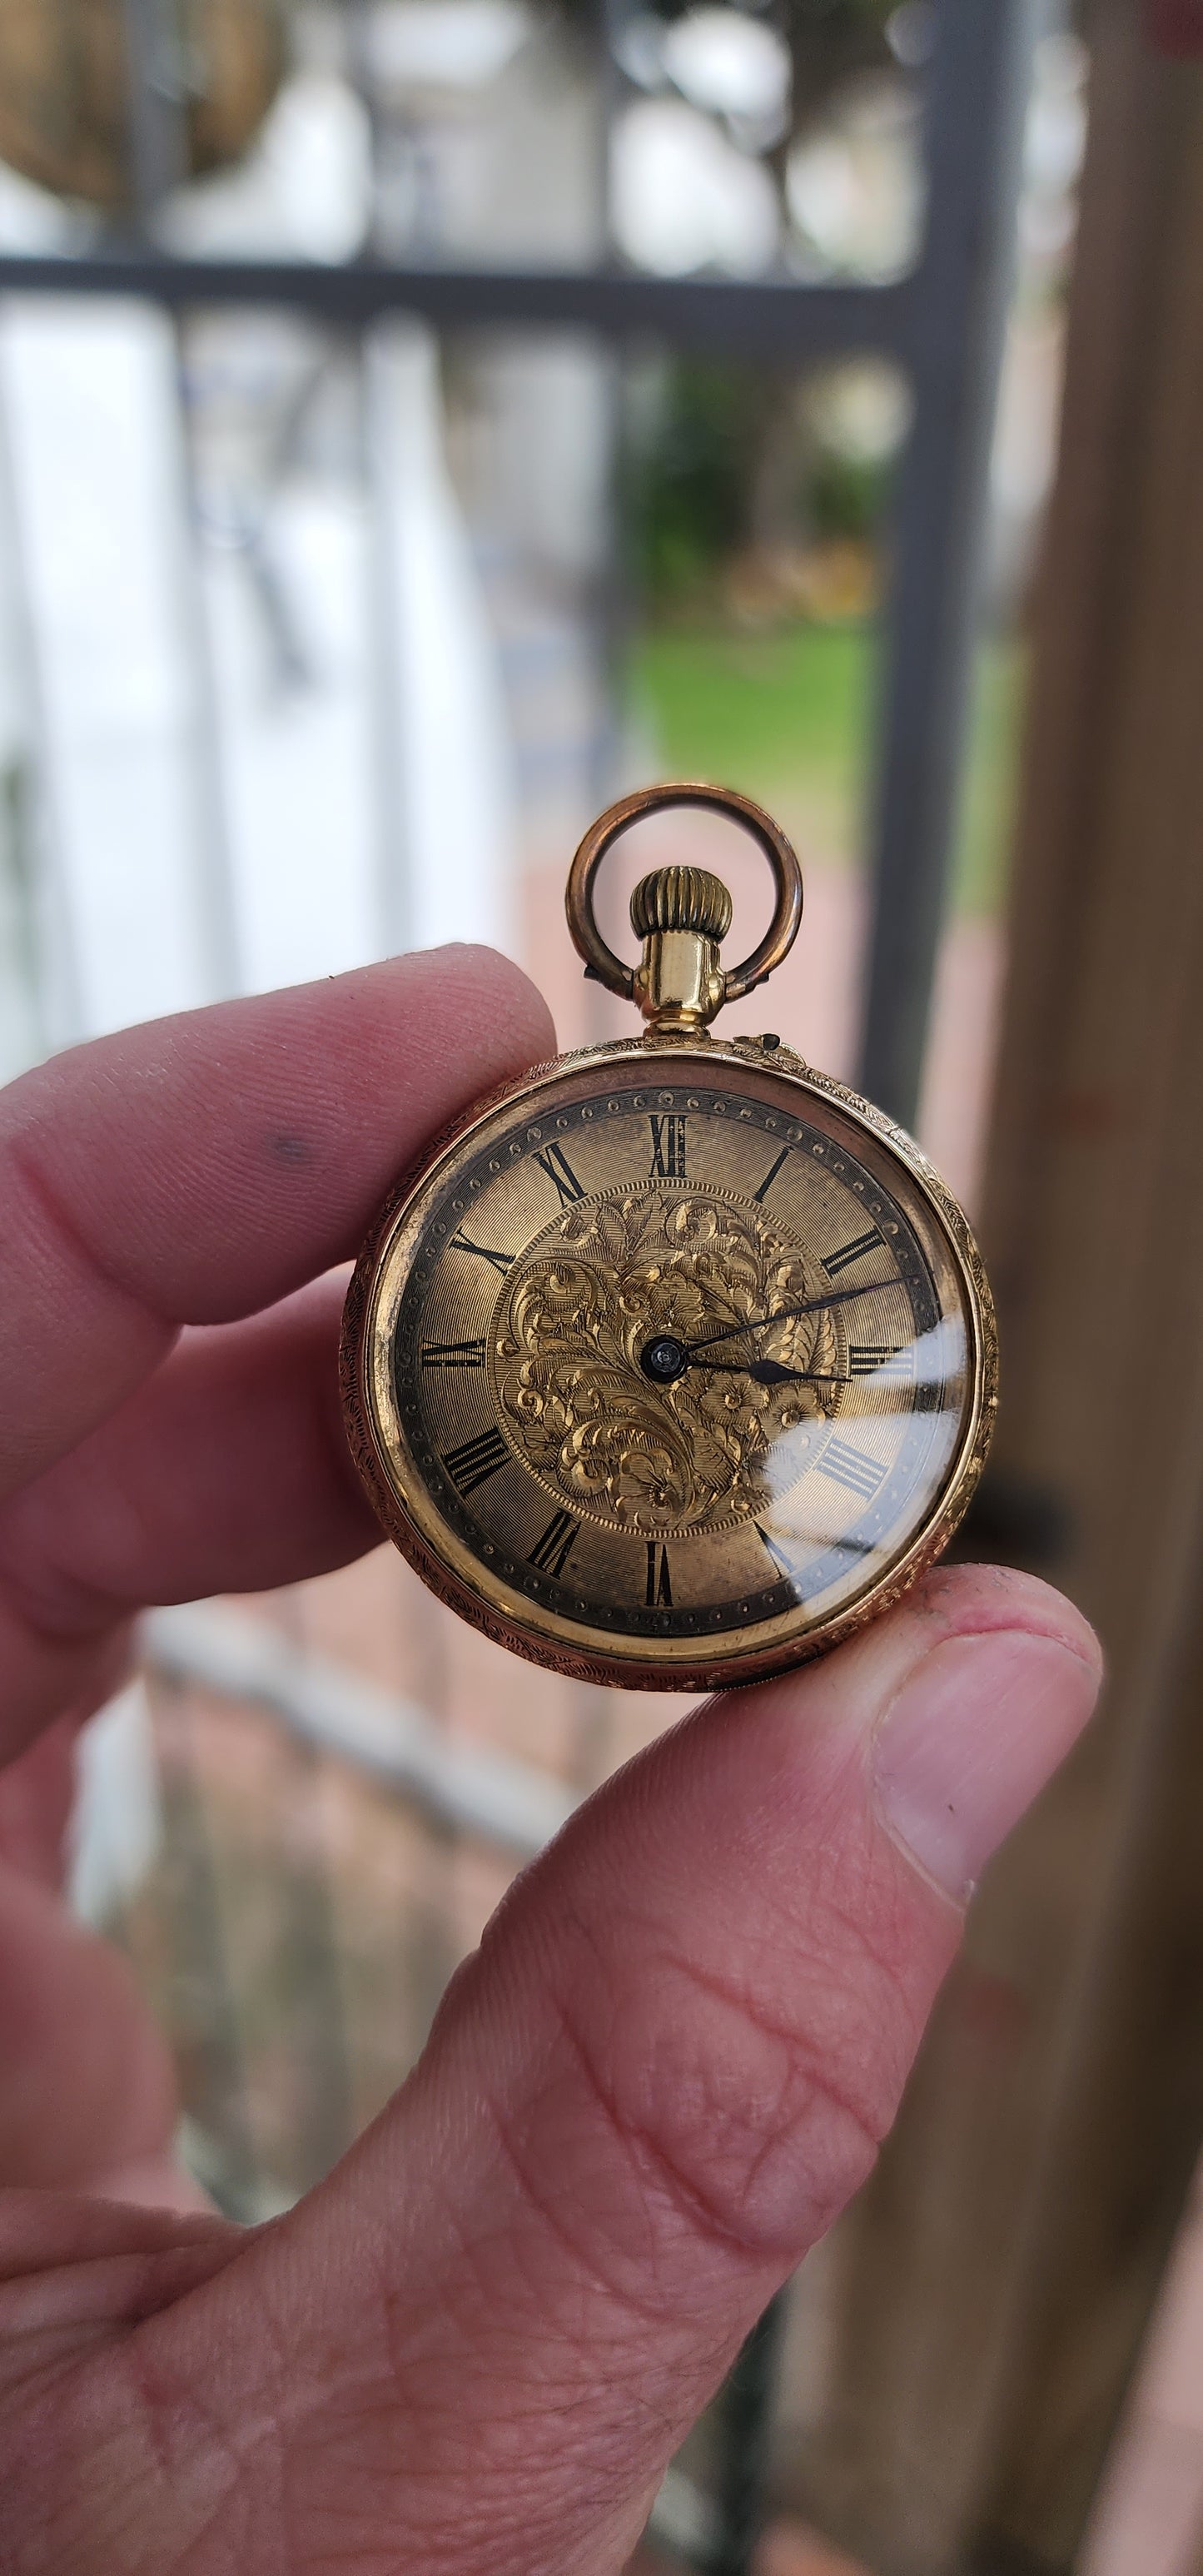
top-left (702, 1358), bottom-right (848, 1388)
top-left (684, 1272), bottom-right (907, 1359)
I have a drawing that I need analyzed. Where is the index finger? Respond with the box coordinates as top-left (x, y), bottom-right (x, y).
top-left (0, 947), bottom-right (553, 1504)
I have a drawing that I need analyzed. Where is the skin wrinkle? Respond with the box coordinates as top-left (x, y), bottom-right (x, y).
top-left (2, 2201), bottom-right (278, 2574)
top-left (0, 1506), bottom-right (146, 1649)
top-left (385, 2196), bottom-right (654, 2426)
top-left (293, 2302), bottom-right (672, 2576)
top-left (644, 1941), bottom-right (902, 2154)
top-left (0, 1609), bottom-right (136, 1763)
top-left (376, 2031), bottom-right (707, 2391)
top-left (279, 2264), bottom-right (650, 2576)
top-left (7, 2373), bottom-right (194, 2576)
top-left (0, 1290), bottom-right (377, 1653)
top-left (261, 2186), bottom-right (403, 2418)
top-left (0, 1149), bottom-right (173, 1506)
top-left (547, 1973), bottom-right (830, 2277)
top-left (650, 1793), bottom-right (925, 2073)
top-left (560, 1957), bottom-right (879, 2265)
top-left (369, 2340), bottom-right (609, 2484)
top-left (0, 2234), bottom-right (231, 2337)
top-left (0, 2237), bottom-right (244, 2471)
top-left (542, 1764), bottom-right (922, 2166)
top-left (0, 1545), bottom-right (115, 1668)
top-left (4, 1136), bottom-right (177, 1334)
top-left (264, 2256), bottom-right (476, 2555)
top-left (0, 2193), bottom-right (236, 2278)
top-left (97, 2323), bottom-right (279, 2576)
top-left (476, 2056), bottom-right (689, 2337)
top-left (0, 2266), bottom-right (226, 2380)
top-left (97, 2464), bottom-right (254, 2576)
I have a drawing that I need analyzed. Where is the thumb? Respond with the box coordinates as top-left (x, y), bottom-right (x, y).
top-left (31, 1565), bottom-right (1100, 2576)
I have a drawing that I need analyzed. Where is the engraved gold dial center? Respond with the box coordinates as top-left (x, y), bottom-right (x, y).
top-left (490, 1182), bottom-right (843, 1538)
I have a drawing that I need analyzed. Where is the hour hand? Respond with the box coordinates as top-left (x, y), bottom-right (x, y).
top-left (638, 1337), bottom-right (843, 1391)
top-left (703, 1356), bottom-right (843, 1388)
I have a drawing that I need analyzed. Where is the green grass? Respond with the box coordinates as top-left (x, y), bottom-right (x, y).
top-left (629, 622), bottom-right (1025, 918)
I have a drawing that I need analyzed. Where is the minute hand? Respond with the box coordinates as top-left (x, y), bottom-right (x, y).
top-left (684, 1272), bottom-right (907, 1358)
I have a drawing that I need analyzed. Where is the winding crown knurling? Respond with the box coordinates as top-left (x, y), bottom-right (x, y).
top-left (629, 864), bottom-right (733, 944)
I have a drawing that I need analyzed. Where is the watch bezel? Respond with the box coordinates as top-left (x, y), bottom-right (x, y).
top-left (340, 1034), bottom-right (997, 1691)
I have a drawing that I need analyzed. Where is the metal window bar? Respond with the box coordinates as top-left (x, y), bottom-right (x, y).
top-left (0, 0), bottom-right (1030, 1127)
top-left (5, 3), bottom-right (1034, 2566)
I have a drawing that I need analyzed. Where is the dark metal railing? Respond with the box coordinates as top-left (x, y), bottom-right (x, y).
top-left (10, 5), bottom-right (1033, 2564)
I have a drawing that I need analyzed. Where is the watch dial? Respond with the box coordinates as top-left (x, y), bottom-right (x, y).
top-left (356, 1052), bottom-right (988, 1680)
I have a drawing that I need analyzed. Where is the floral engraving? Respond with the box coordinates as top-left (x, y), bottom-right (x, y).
top-left (494, 1188), bottom-right (843, 1534)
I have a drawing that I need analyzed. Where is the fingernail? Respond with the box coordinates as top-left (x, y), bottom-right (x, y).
top-left (872, 1629), bottom-right (1101, 1901)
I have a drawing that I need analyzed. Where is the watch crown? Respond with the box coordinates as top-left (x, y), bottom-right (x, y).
top-left (630, 865), bottom-right (733, 944)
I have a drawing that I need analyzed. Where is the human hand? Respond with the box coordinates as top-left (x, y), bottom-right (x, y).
top-left (0, 948), bottom-right (1101, 2575)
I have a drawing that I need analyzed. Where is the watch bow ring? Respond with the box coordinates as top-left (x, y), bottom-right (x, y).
top-left (341, 783), bottom-right (997, 1690)
top-left (565, 778), bottom-right (803, 1023)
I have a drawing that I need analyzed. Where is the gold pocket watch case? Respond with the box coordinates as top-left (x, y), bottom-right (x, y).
top-left (341, 783), bottom-right (997, 1692)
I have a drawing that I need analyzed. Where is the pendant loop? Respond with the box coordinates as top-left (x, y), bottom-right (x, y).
top-left (564, 782), bottom-right (803, 1014)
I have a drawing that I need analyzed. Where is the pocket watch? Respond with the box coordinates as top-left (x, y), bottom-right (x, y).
top-left (341, 783), bottom-right (997, 1691)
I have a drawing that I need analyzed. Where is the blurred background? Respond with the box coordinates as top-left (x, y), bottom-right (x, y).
top-left (4, 1), bottom-right (1203, 2570)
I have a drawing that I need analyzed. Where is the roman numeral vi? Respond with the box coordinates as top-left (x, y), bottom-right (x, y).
top-left (645, 1542), bottom-right (673, 1607)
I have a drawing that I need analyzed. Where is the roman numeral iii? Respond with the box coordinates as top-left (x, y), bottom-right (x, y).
top-left (420, 1340), bottom-right (487, 1370)
top-left (645, 1541), bottom-right (673, 1606)
top-left (534, 1142), bottom-right (586, 1206)
top-left (442, 1426), bottom-right (510, 1496)
top-left (848, 1344), bottom-right (909, 1379)
top-left (824, 1226), bottom-right (882, 1277)
top-left (648, 1113), bottom-right (687, 1180)
top-left (821, 1439), bottom-right (883, 1502)
top-left (528, 1510), bottom-right (579, 1578)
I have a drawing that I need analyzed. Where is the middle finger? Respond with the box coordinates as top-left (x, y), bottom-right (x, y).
top-left (0, 1277), bottom-right (375, 1753)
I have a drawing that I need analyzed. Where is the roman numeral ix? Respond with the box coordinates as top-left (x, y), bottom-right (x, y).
top-left (528, 1510), bottom-right (580, 1578)
top-left (449, 1231), bottom-right (514, 1275)
top-left (534, 1141), bottom-right (586, 1206)
top-left (421, 1340), bottom-right (487, 1370)
top-left (645, 1542), bottom-right (673, 1607)
top-left (442, 1426), bottom-right (510, 1496)
top-left (649, 1114), bottom-right (687, 1181)
top-left (824, 1226), bottom-right (882, 1278)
